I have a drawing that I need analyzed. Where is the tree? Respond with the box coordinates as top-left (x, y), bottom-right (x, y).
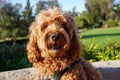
top-left (22, 0), bottom-right (34, 35)
top-left (75, 11), bottom-right (93, 28)
top-left (35, 0), bottom-right (47, 14)
top-left (47, 0), bottom-right (61, 8)
top-left (0, 0), bottom-right (6, 8)
top-left (35, 0), bottom-right (61, 14)
top-left (68, 7), bottom-right (79, 17)
top-left (114, 3), bottom-right (120, 20)
top-left (99, 0), bottom-right (114, 20)
top-left (84, 0), bottom-right (115, 27)
top-left (0, 0), bottom-right (21, 39)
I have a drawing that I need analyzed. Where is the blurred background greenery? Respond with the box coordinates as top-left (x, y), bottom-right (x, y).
top-left (0, 0), bottom-right (120, 72)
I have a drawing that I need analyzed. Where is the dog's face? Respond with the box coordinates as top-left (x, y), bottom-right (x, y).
top-left (27, 8), bottom-right (81, 61)
top-left (38, 21), bottom-right (70, 58)
top-left (36, 9), bottom-right (74, 58)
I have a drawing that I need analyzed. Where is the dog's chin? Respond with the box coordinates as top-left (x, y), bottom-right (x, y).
top-left (46, 44), bottom-right (66, 57)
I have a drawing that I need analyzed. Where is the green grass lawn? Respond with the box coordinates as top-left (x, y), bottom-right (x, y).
top-left (80, 27), bottom-right (120, 47)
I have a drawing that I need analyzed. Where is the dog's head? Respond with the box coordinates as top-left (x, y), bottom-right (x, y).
top-left (27, 7), bottom-right (81, 62)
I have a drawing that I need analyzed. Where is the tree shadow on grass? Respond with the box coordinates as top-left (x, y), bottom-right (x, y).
top-left (82, 33), bottom-right (120, 39)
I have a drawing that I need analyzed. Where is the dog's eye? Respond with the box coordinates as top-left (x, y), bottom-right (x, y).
top-left (42, 24), bottom-right (48, 31)
top-left (61, 24), bottom-right (67, 30)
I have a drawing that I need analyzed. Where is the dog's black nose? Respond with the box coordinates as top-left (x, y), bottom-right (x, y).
top-left (51, 33), bottom-right (60, 41)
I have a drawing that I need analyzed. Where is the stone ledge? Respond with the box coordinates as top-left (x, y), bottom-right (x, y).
top-left (0, 60), bottom-right (120, 80)
top-left (92, 60), bottom-right (120, 80)
top-left (0, 68), bottom-right (36, 80)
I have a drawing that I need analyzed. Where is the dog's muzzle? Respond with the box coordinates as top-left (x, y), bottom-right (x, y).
top-left (46, 32), bottom-right (66, 51)
top-left (50, 33), bottom-right (63, 50)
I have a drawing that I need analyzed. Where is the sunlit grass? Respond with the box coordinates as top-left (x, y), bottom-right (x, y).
top-left (80, 27), bottom-right (120, 47)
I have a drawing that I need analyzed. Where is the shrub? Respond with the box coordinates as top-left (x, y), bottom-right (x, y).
top-left (0, 43), bottom-right (31, 72)
top-left (0, 29), bottom-right (12, 39)
top-left (81, 42), bottom-right (120, 62)
top-left (103, 20), bottom-right (119, 27)
top-left (74, 16), bottom-right (84, 29)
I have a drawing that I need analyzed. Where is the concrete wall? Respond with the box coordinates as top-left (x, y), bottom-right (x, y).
top-left (0, 60), bottom-right (120, 80)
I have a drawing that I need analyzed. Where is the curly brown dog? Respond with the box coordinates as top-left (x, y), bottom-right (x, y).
top-left (27, 7), bottom-right (102, 80)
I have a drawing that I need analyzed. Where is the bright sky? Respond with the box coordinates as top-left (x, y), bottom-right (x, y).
top-left (9, 0), bottom-right (86, 13)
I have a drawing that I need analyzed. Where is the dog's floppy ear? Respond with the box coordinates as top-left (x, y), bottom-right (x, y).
top-left (70, 30), bottom-right (82, 54)
top-left (65, 15), bottom-right (82, 58)
top-left (27, 22), bottom-right (42, 63)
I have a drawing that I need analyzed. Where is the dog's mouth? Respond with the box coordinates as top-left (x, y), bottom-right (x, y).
top-left (51, 44), bottom-right (62, 50)
top-left (47, 41), bottom-right (63, 51)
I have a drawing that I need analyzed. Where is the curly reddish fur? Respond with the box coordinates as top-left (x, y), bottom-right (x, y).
top-left (27, 7), bottom-right (102, 80)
